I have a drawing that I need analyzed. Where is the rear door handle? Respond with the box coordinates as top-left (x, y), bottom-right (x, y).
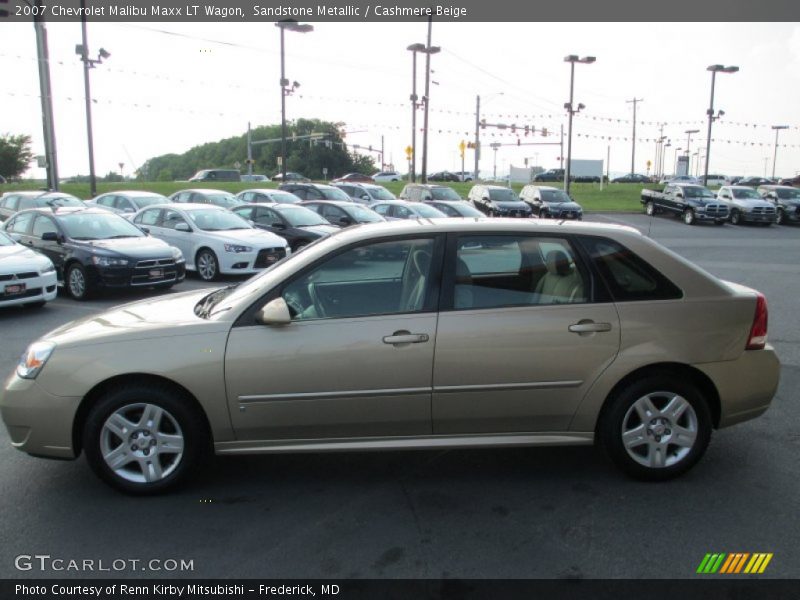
top-left (383, 331), bottom-right (429, 345)
top-left (568, 321), bottom-right (612, 334)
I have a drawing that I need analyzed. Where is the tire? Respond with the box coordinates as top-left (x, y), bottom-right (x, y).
top-left (730, 210), bottom-right (741, 225)
top-left (776, 209), bottom-right (785, 225)
top-left (66, 263), bottom-right (95, 300)
top-left (683, 209), bottom-right (695, 226)
top-left (645, 201), bottom-right (655, 216)
top-left (195, 249), bottom-right (219, 281)
top-left (598, 375), bottom-right (712, 481)
top-left (83, 384), bottom-right (208, 495)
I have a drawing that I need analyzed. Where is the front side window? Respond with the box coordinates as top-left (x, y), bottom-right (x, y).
top-left (282, 237), bottom-right (437, 320)
top-left (254, 208), bottom-right (283, 228)
top-left (431, 187), bottom-right (461, 201)
top-left (135, 208), bottom-right (161, 226)
top-left (452, 235), bottom-right (588, 310)
top-left (162, 209), bottom-right (190, 230)
top-left (373, 204), bottom-right (391, 216)
top-left (96, 195), bottom-right (115, 207)
top-left (7, 212), bottom-right (34, 234)
top-left (32, 215), bottom-right (58, 238)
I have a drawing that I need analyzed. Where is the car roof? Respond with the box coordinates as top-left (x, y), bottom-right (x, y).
top-left (16, 206), bottom-right (107, 218)
top-left (158, 202), bottom-right (226, 211)
top-left (481, 185), bottom-right (513, 190)
top-left (758, 185), bottom-right (791, 190)
top-left (98, 190), bottom-right (166, 197)
top-left (528, 185), bottom-right (559, 191)
top-left (174, 188), bottom-right (230, 195)
top-left (301, 200), bottom-right (363, 207)
top-left (237, 188), bottom-right (287, 195)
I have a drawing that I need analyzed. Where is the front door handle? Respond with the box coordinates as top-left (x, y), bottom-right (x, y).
top-left (568, 320), bottom-right (612, 334)
top-left (383, 331), bottom-right (429, 345)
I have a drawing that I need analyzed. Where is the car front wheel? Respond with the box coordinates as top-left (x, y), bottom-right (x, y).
top-left (196, 249), bottom-right (219, 281)
top-left (83, 385), bottom-right (208, 494)
top-left (66, 263), bottom-right (95, 300)
top-left (645, 201), bottom-right (655, 216)
top-left (683, 209), bottom-right (695, 225)
top-left (598, 376), bottom-right (712, 481)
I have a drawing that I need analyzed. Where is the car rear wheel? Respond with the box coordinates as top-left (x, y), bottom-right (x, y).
top-left (196, 249), bottom-right (219, 281)
top-left (83, 385), bottom-right (208, 494)
top-left (66, 263), bottom-right (95, 300)
top-left (598, 376), bottom-right (712, 481)
top-left (645, 201), bottom-right (655, 216)
top-left (683, 209), bottom-right (695, 225)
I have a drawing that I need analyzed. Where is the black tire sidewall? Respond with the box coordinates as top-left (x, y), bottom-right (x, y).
top-left (83, 385), bottom-right (208, 495)
top-left (599, 376), bottom-right (712, 481)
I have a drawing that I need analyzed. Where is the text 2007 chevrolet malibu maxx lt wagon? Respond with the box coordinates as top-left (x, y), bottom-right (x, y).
top-left (1, 219), bottom-right (780, 494)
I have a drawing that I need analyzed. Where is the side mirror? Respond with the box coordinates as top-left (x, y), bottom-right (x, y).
top-left (41, 231), bottom-right (61, 243)
top-left (175, 222), bottom-right (191, 232)
top-left (256, 297), bottom-right (292, 326)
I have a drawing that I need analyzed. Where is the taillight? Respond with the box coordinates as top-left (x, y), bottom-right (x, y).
top-left (746, 292), bottom-right (768, 350)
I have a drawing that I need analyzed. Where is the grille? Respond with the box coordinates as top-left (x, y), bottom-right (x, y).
top-left (0, 271), bottom-right (38, 282)
top-left (751, 206), bottom-right (776, 215)
top-left (131, 258), bottom-right (178, 286)
top-left (254, 247), bottom-right (287, 268)
top-left (136, 258), bottom-right (177, 268)
top-left (704, 204), bottom-right (729, 216)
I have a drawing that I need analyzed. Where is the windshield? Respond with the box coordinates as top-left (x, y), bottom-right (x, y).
top-left (488, 189), bottom-right (518, 202)
top-left (321, 187), bottom-right (352, 201)
top-left (0, 231), bottom-right (15, 246)
top-left (368, 187), bottom-right (396, 201)
top-left (206, 193), bottom-right (239, 208)
top-left (683, 187), bottom-right (715, 199)
top-left (279, 206), bottom-right (330, 227)
top-left (541, 190), bottom-right (571, 203)
top-left (134, 195), bottom-right (168, 207)
top-left (188, 209), bottom-right (251, 231)
top-left (349, 206), bottom-right (383, 223)
top-left (39, 195), bottom-right (83, 208)
top-left (775, 188), bottom-right (800, 200)
top-left (268, 192), bottom-right (300, 204)
top-left (732, 188), bottom-right (762, 199)
top-left (431, 187), bottom-right (461, 201)
top-left (60, 212), bottom-right (145, 240)
top-left (414, 204), bottom-right (446, 218)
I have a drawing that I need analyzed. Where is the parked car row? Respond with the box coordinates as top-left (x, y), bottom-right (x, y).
top-left (640, 182), bottom-right (799, 226)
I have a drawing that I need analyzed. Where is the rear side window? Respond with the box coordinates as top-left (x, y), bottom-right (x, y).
top-left (577, 236), bottom-right (682, 302)
top-left (7, 212), bottom-right (34, 233)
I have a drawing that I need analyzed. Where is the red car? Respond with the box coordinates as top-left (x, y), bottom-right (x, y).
top-left (331, 172), bottom-right (373, 183)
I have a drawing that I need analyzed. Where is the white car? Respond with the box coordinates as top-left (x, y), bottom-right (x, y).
top-left (372, 171), bottom-right (402, 182)
top-left (132, 203), bottom-right (289, 281)
top-left (0, 230), bottom-right (57, 308)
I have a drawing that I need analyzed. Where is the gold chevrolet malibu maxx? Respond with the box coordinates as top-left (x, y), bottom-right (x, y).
top-left (1, 219), bottom-right (780, 493)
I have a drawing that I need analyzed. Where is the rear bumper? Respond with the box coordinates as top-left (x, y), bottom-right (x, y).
top-left (696, 345), bottom-right (780, 428)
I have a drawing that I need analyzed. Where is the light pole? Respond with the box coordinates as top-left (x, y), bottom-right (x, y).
top-left (771, 125), bottom-right (789, 179)
top-left (275, 20), bottom-right (313, 181)
top-left (626, 97), bottom-right (643, 176)
top-left (419, 22), bottom-right (440, 184)
top-left (672, 147), bottom-right (682, 177)
top-left (76, 0), bottom-right (110, 198)
top-left (473, 92), bottom-right (503, 182)
top-left (407, 43), bottom-right (426, 183)
top-left (33, 2), bottom-right (59, 191)
top-left (660, 142), bottom-right (671, 179)
top-left (703, 64), bottom-right (738, 186)
top-left (684, 129), bottom-right (699, 164)
top-left (563, 54), bottom-right (595, 194)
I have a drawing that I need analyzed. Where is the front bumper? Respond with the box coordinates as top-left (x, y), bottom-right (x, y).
top-left (740, 212), bottom-right (777, 224)
top-left (0, 271), bottom-right (57, 308)
top-left (93, 261), bottom-right (186, 289)
top-left (218, 247), bottom-right (288, 275)
top-left (0, 373), bottom-right (81, 459)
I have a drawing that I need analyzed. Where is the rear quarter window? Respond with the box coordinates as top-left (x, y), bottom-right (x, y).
top-left (578, 236), bottom-right (683, 302)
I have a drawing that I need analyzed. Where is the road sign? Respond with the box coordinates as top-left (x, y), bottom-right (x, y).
top-left (322, 167), bottom-right (328, 175)
top-left (234, 161), bottom-right (241, 169)
top-left (459, 140), bottom-right (466, 152)
top-left (405, 146), bottom-right (413, 159)
top-left (276, 156), bottom-right (283, 166)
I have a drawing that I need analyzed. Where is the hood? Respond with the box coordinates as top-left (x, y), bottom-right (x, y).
top-left (730, 198), bottom-right (773, 209)
top-left (0, 245), bottom-right (52, 271)
top-left (204, 228), bottom-right (287, 247)
top-left (42, 288), bottom-right (227, 348)
top-left (690, 197), bottom-right (725, 206)
top-left (78, 236), bottom-right (175, 259)
top-left (493, 201), bottom-right (530, 210)
top-left (298, 224), bottom-right (339, 236)
top-left (545, 201), bottom-right (582, 211)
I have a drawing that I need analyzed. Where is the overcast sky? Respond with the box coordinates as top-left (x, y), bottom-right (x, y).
top-left (3, 21), bottom-right (799, 180)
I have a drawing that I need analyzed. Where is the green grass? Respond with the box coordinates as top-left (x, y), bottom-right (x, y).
top-left (1, 179), bottom-right (661, 213)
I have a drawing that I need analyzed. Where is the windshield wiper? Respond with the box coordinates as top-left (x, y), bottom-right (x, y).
top-left (195, 284), bottom-right (238, 318)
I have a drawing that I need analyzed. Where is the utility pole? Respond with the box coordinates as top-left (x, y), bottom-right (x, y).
top-left (771, 125), bottom-right (789, 179)
top-left (246, 122), bottom-right (253, 176)
top-left (33, 1), bottom-right (59, 190)
top-left (626, 97), bottom-right (643, 176)
top-left (559, 124), bottom-right (564, 170)
top-left (420, 16), bottom-right (434, 183)
top-left (473, 95), bottom-right (480, 182)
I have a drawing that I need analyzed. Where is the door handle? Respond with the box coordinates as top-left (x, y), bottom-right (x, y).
top-left (568, 321), bottom-right (612, 334)
top-left (383, 331), bottom-right (429, 345)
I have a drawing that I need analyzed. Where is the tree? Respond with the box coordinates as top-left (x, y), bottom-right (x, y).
top-left (0, 133), bottom-right (35, 179)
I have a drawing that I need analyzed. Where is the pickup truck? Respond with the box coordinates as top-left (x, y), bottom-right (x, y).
top-left (716, 186), bottom-right (777, 226)
top-left (641, 183), bottom-right (729, 225)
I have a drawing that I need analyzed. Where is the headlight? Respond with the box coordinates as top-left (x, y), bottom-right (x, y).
top-left (224, 244), bottom-right (253, 253)
top-left (17, 341), bottom-right (56, 380)
top-left (171, 246), bottom-right (185, 262)
top-left (40, 262), bottom-right (56, 275)
top-left (91, 255), bottom-right (129, 267)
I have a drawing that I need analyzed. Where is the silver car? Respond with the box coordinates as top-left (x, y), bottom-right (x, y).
top-left (1, 219), bottom-right (779, 494)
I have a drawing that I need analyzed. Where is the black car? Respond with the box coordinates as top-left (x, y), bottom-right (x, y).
top-left (0, 191), bottom-right (84, 222)
top-left (231, 203), bottom-right (339, 251)
top-left (519, 185), bottom-right (583, 219)
top-left (426, 200), bottom-right (484, 218)
top-left (757, 185), bottom-right (800, 225)
top-left (299, 201), bottom-right (385, 228)
top-left (777, 174), bottom-right (800, 187)
top-left (737, 176), bottom-right (776, 187)
top-left (278, 183), bottom-right (353, 202)
top-left (169, 189), bottom-right (239, 209)
top-left (532, 168), bottom-right (565, 182)
top-left (428, 171), bottom-right (460, 182)
top-left (612, 173), bottom-right (651, 183)
top-left (2, 207), bottom-right (185, 300)
top-left (271, 172), bottom-right (310, 183)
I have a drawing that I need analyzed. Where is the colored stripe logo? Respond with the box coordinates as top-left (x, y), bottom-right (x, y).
top-left (697, 553), bottom-right (773, 574)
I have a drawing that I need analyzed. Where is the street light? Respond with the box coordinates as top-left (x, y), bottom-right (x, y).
top-left (420, 36), bottom-right (440, 184)
top-left (563, 54), bottom-right (595, 194)
top-left (75, 0), bottom-right (110, 198)
top-left (702, 64), bottom-right (738, 186)
top-left (275, 19), bottom-right (313, 181)
top-left (660, 141), bottom-right (671, 179)
top-left (771, 125), bottom-right (789, 179)
top-left (684, 129), bottom-right (700, 176)
top-left (473, 92), bottom-right (503, 182)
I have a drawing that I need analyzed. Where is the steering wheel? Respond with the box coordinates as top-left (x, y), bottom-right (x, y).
top-left (307, 282), bottom-right (327, 318)
top-left (282, 291), bottom-right (305, 318)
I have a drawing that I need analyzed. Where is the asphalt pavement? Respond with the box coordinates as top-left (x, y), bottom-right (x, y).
top-left (0, 214), bottom-right (798, 579)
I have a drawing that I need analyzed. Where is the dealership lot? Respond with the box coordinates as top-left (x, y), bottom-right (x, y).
top-left (0, 214), bottom-right (798, 579)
